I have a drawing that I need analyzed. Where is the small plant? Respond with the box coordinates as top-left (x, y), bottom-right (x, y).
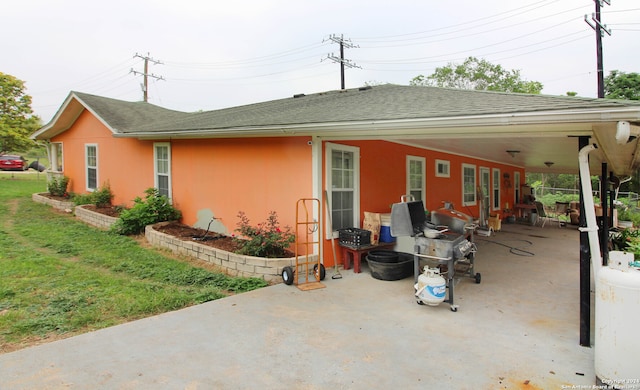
top-left (111, 188), bottom-right (182, 235)
top-left (47, 175), bottom-right (69, 197)
top-left (71, 183), bottom-right (113, 208)
top-left (92, 184), bottom-right (114, 208)
top-left (234, 211), bottom-right (295, 258)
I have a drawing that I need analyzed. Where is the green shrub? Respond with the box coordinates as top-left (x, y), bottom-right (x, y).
top-left (92, 184), bottom-right (114, 208)
top-left (233, 211), bottom-right (295, 258)
top-left (71, 183), bottom-right (113, 208)
top-left (111, 188), bottom-right (181, 235)
top-left (47, 176), bottom-right (69, 197)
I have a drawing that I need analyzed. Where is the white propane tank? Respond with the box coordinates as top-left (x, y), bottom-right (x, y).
top-left (595, 251), bottom-right (640, 389)
top-left (415, 266), bottom-right (446, 306)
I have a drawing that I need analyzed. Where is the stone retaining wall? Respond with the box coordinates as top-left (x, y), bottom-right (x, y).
top-left (32, 192), bottom-right (75, 212)
top-left (74, 205), bottom-right (118, 230)
top-left (146, 222), bottom-right (305, 283)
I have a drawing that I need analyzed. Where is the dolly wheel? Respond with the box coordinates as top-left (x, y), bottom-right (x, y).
top-left (451, 306), bottom-right (458, 312)
top-left (282, 266), bottom-right (294, 285)
top-left (313, 264), bottom-right (326, 281)
top-left (475, 273), bottom-right (482, 284)
top-left (416, 300), bottom-right (425, 306)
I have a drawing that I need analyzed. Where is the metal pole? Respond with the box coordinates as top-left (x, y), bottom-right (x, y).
top-left (579, 136), bottom-right (591, 347)
top-left (601, 163), bottom-right (609, 265)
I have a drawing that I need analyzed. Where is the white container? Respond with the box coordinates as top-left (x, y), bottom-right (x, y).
top-left (595, 251), bottom-right (640, 389)
top-left (415, 266), bottom-right (446, 306)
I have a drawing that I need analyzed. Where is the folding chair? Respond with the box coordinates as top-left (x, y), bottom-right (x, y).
top-left (534, 201), bottom-right (549, 227)
top-left (554, 202), bottom-right (570, 227)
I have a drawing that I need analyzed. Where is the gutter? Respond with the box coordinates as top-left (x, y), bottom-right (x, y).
top-left (113, 108), bottom-right (640, 140)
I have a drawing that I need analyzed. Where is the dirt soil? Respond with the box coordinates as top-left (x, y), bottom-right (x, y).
top-left (82, 204), bottom-right (123, 218)
top-left (155, 222), bottom-right (241, 252)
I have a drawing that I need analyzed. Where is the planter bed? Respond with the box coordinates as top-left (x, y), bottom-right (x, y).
top-left (74, 204), bottom-right (119, 230)
top-left (32, 192), bottom-right (75, 212)
top-left (146, 222), bottom-right (303, 283)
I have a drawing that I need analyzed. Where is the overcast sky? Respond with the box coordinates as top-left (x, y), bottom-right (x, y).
top-left (3, 0), bottom-right (639, 123)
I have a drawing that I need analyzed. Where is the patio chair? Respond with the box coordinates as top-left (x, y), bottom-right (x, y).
top-left (534, 201), bottom-right (549, 228)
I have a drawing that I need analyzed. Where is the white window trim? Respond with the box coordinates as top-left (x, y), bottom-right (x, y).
top-left (435, 159), bottom-right (450, 178)
top-left (492, 168), bottom-right (501, 211)
top-left (85, 144), bottom-right (98, 192)
top-left (480, 166), bottom-right (490, 213)
top-left (514, 171), bottom-right (521, 206)
top-left (154, 142), bottom-right (172, 199)
top-left (462, 163), bottom-right (477, 206)
top-left (325, 142), bottom-right (360, 239)
top-left (406, 155), bottom-right (426, 204)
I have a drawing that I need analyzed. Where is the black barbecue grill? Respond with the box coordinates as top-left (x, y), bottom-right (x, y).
top-left (390, 197), bottom-right (481, 311)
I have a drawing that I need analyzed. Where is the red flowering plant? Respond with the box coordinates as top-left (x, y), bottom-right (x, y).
top-left (234, 211), bottom-right (295, 258)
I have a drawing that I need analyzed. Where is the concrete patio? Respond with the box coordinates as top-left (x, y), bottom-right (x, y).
top-left (0, 221), bottom-right (597, 389)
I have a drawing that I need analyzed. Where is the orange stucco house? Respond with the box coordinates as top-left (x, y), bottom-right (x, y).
top-left (31, 84), bottom-right (640, 266)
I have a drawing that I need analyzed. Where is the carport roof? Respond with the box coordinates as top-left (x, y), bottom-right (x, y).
top-left (32, 84), bottom-right (640, 176)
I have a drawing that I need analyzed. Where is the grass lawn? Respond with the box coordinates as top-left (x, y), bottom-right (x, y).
top-left (0, 172), bottom-right (267, 353)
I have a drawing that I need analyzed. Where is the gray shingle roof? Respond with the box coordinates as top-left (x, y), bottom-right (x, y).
top-left (66, 85), bottom-right (640, 134)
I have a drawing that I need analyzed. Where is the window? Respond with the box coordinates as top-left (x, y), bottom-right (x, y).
top-left (407, 156), bottom-right (426, 203)
top-left (435, 159), bottom-right (450, 178)
top-left (52, 142), bottom-right (63, 172)
top-left (514, 171), bottom-right (521, 205)
top-left (85, 144), bottom-right (97, 191)
top-left (480, 167), bottom-right (490, 216)
top-left (154, 143), bottom-right (172, 198)
top-left (326, 143), bottom-right (359, 235)
top-left (462, 164), bottom-right (476, 206)
top-left (492, 168), bottom-right (501, 210)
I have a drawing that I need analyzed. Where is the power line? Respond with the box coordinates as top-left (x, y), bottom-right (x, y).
top-left (130, 53), bottom-right (165, 102)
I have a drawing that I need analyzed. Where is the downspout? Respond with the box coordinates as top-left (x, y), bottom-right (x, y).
top-left (578, 144), bottom-right (603, 275)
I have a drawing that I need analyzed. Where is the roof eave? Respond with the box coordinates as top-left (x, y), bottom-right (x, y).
top-left (113, 107), bottom-right (640, 140)
top-left (31, 92), bottom-right (120, 140)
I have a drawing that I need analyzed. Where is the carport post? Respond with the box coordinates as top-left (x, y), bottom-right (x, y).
top-left (579, 136), bottom-right (591, 347)
top-left (601, 163), bottom-right (609, 266)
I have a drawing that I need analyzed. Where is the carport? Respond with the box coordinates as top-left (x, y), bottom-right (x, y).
top-left (307, 87), bottom-right (640, 346)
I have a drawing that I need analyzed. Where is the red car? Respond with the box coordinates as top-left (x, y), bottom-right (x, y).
top-left (0, 154), bottom-right (28, 171)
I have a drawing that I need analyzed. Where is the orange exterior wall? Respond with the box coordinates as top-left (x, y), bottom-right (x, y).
top-left (52, 109), bottom-right (525, 269)
top-left (321, 140), bottom-right (525, 267)
top-left (51, 110), bottom-right (156, 206)
top-left (53, 112), bottom-right (313, 237)
top-left (169, 137), bottom-right (313, 234)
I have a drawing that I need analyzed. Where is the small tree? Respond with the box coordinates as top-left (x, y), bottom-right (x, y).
top-left (604, 70), bottom-right (640, 100)
top-left (0, 72), bottom-right (41, 154)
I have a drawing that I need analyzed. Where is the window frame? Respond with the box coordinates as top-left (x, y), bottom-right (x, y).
top-left (325, 142), bottom-right (360, 238)
top-left (85, 144), bottom-right (98, 191)
top-left (462, 163), bottom-right (477, 206)
top-left (435, 159), bottom-right (450, 178)
top-left (154, 142), bottom-right (172, 199)
top-left (514, 171), bottom-right (521, 206)
top-left (407, 155), bottom-right (426, 204)
top-left (492, 168), bottom-right (501, 211)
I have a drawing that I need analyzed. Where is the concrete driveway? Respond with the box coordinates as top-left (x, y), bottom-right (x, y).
top-left (0, 223), bottom-right (596, 389)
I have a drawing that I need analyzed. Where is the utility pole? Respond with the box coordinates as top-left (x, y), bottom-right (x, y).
top-left (131, 53), bottom-right (165, 102)
top-left (325, 34), bottom-right (360, 90)
top-left (584, 0), bottom-right (612, 98)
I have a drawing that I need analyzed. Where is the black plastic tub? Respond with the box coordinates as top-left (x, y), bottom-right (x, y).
top-left (366, 250), bottom-right (399, 263)
top-left (366, 251), bottom-right (413, 281)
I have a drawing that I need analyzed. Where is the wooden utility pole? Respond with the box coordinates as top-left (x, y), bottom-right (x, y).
top-left (584, 0), bottom-right (611, 98)
top-left (325, 34), bottom-right (360, 90)
top-left (131, 53), bottom-right (164, 102)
